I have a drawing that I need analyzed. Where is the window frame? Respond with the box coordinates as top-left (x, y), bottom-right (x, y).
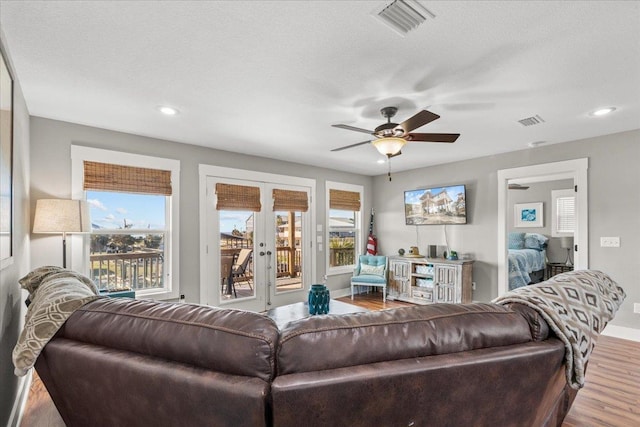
top-left (325, 181), bottom-right (363, 276)
top-left (71, 145), bottom-right (180, 300)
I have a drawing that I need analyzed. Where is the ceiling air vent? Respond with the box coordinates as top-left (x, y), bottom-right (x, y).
top-left (373, 0), bottom-right (436, 36)
top-left (518, 115), bottom-right (545, 127)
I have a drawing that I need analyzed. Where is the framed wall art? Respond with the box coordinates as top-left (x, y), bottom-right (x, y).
top-left (514, 202), bottom-right (543, 228)
top-left (0, 45), bottom-right (14, 268)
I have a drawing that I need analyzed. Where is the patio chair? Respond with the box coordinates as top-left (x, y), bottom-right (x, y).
top-left (232, 249), bottom-right (253, 290)
top-left (221, 254), bottom-right (236, 297)
top-left (351, 255), bottom-right (388, 302)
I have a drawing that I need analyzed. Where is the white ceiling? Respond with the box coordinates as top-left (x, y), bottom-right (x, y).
top-left (1, 1), bottom-right (639, 175)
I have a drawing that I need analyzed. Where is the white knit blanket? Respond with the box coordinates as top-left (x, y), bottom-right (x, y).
top-left (13, 266), bottom-right (99, 376)
top-left (493, 270), bottom-right (625, 389)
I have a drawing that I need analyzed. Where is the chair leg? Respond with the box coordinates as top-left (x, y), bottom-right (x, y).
top-left (351, 283), bottom-right (354, 300)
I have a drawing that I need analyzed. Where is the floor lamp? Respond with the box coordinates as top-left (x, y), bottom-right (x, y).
top-left (33, 199), bottom-right (91, 268)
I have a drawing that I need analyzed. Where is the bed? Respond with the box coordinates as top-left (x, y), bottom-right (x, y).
top-left (508, 232), bottom-right (548, 290)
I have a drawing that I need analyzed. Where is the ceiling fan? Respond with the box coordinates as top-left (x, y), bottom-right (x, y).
top-left (508, 183), bottom-right (530, 190)
top-left (330, 106), bottom-right (460, 157)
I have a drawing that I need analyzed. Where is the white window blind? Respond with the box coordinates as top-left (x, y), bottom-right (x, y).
top-left (556, 196), bottom-right (575, 233)
top-left (552, 189), bottom-right (575, 236)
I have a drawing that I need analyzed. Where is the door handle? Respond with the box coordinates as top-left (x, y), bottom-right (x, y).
top-left (259, 251), bottom-right (265, 256)
top-left (266, 251), bottom-right (272, 256)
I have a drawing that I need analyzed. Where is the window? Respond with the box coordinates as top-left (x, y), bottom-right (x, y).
top-left (71, 146), bottom-right (180, 299)
top-left (326, 182), bottom-right (362, 274)
top-left (552, 189), bottom-right (575, 237)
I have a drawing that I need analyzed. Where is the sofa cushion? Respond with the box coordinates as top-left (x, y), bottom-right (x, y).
top-left (277, 303), bottom-right (532, 375)
top-left (351, 274), bottom-right (387, 284)
top-left (60, 298), bottom-right (279, 381)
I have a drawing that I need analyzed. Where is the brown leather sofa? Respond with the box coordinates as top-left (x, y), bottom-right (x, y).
top-left (35, 298), bottom-right (577, 427)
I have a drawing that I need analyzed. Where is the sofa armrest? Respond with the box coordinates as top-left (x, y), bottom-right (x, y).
top-left (505, 302), bottom-right (550, 341)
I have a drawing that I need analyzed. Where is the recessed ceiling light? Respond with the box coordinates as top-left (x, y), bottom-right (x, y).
top-left (158, 106), bottom-right (179, 116)
top-left (377, 159), bottom-right (386, 164)
top-left (591, 107), bottom-right (616, 117)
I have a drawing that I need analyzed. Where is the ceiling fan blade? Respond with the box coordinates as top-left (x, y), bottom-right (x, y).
top-left (396, 110), bottom-right (440, 133)
top-left (331, 124), bottom-right (374, 135)
top-left (508, 184), bottom-right (530, 190)
top-left (407, 133), bottom-right (460, 143)
top-left (330, 140), bottom-right (372, 152)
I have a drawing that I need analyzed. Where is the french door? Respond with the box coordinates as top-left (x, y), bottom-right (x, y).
top-left (200, 168), bottom-right (315, 312)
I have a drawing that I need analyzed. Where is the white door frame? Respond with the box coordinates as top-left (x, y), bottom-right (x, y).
top-left (199, 165), bottom-right (316, 309)
top-left (497, 158), bottom-right (588, 296)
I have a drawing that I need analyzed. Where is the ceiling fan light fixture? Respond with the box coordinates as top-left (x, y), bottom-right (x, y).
top-left (372, 137), bottom-right (406, 156)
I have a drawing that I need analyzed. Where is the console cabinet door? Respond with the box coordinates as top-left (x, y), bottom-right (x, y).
top-left (389, 260), bottom-right (410, 298)
top-left (435, 264), bottom-right (459, 303)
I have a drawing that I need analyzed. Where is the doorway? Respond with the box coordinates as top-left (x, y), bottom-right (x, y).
top-left (199, 166), bottom-right (316, 311)
top-left (497, 158), bottom-right (589, 296)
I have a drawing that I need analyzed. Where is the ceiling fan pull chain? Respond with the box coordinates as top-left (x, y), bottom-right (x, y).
top-left (388, 156), bottom-right (392, 181)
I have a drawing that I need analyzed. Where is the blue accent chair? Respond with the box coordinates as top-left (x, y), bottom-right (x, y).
top-left (351, 255), bottom-right (388, 302)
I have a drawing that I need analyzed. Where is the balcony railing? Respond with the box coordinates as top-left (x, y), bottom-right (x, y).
top-left (90, 250), bottom-right (164, 291)
top-left (221, 247), bottom-right (302, 282)
top-left (329, 247), bottom-right (355, 267)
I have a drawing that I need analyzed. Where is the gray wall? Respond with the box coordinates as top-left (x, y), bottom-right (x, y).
top-left (507, 179), bottom-right (573, 263)
top-left (29, 117), bottom-right (373, 301)
top-left (373, 130), bottom-right (640, 330)
top-left (0, 32), bottom-right (30, 425)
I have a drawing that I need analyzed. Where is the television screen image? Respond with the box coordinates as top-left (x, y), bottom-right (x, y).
top-left (404, 185), bottom-right (467, 225)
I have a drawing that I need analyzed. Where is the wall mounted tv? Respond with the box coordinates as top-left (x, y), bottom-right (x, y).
top-left (404, 185), bottom-right (467, 225)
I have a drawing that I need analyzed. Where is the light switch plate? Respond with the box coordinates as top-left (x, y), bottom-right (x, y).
top-left (600, 237), bottom-right (620, 247)
top-left (634, 303), bottom-right (640, 314)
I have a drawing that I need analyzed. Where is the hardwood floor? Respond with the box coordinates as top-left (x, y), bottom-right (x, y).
top-left (20, 294), bottom-right (640, 426)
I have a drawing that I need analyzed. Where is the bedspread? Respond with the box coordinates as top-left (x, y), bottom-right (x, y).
top-left (508, 249), bottom-right (545, 290)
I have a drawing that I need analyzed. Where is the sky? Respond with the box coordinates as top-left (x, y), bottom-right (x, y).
top-left (87, 191), bottom-right (165, 230)
top-left (87, 192), bottom-right (357, 233)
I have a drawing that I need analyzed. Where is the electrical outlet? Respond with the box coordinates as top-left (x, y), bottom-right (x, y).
top-left (634, 303), bottom-right (640, 314)
top-left (600, 237), bottom-right (620, 247)
top-left (472, 282), bottom-right (477, 291)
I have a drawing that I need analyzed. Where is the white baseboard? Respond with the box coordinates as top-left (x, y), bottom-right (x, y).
top-left (602, 324), bottom-right (640, 342)
top-left (8, 370), bottom-right (32, 427)
top-left (331, 287), bottom-right (352, 299)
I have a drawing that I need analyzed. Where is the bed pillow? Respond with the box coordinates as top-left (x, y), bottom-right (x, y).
top-left (525, 233), bottom-right (548, 251)
top-left (508, 232), bottom-right (526, 249)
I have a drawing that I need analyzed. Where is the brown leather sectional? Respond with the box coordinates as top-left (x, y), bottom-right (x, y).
top-left (35, 298), bottom-right (577, 426)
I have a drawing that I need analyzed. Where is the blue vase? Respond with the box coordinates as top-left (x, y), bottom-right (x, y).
top-left (308, 284), bottom-right (330, 315)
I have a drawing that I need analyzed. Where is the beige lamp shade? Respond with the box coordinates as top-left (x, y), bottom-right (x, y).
top-left (560, 236), bottom-right (574, 249)
top-left (33, 199), bottom-right (91, 234)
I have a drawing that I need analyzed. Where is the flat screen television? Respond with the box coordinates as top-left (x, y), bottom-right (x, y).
top-left (404, 184), bottom-right (467, 225)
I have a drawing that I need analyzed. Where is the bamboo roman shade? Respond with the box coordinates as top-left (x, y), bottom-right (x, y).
top-left (272, 189), bottom-right (308, 212)
top-left (83, 161), bottom-right (172, 195)
top-left (215, 183), bottom-right (261, 211)
top-left (329, 189), bottom-right (361, 211)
